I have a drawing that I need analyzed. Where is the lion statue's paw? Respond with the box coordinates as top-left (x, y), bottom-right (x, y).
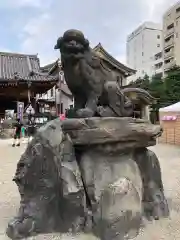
top-left (6, 217), bottom-right (36, 239)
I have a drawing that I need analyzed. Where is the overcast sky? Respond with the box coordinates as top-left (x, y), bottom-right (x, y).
top-left (0, 0), bottom-right (179, 66)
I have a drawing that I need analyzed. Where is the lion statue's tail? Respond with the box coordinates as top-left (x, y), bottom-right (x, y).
top-left (121, 87), bottom-right (156, 105)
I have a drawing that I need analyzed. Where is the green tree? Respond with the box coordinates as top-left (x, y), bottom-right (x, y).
top-left (149, 75), bottom-right (166, 111)
top-left (128, 74), bottom-right (150, 90)
top-left (164, 66), bottom-right (180, 105)
top-left (128, 68), bottom-right (180, 112)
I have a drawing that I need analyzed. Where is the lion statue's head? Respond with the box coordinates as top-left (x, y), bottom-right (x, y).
top-left (54, 29), bottom-right (89, 58)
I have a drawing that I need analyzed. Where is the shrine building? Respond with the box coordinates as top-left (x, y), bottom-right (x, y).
top-left (0, 52), bottom-right (57, 118)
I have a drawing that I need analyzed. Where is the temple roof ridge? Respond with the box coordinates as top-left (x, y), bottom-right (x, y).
top-left (43, 44), bottom-right (136, 76)
top-left (0, 51), bottom-right (57, 82)
top-left (93, 43), bottom-right (136, 75)
top-left (0, 51), bottom-right (38, 59)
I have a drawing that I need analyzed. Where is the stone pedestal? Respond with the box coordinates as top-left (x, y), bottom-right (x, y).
top-left (6, 117), bottom-right (169, 240)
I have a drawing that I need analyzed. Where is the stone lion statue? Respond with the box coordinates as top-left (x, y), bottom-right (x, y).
top-left (54, 29), bottom-right (140, 118)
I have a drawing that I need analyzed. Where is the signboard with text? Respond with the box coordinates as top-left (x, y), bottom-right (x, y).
top-left (162, 115), bottom-right (177, 121)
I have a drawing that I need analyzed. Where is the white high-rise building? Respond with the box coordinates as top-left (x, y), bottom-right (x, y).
top-left (163, 1), bottom-right (180, 74)
top-left (126, 22), bottom-right (163, 82)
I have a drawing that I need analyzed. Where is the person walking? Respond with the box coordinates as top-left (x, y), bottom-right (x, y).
top-left (12, 118), bottom-right (23, 147)
top-left (27, 118), bottom-right (36, 143)
top-left (21, 125), bottom-right (26, 143)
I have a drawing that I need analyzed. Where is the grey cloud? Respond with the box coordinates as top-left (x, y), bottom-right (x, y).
top-left (2, 0), bottom-right (178, 65)
top-left (21, 0), bottom-right (177, 65)
top-left (0, 0), bottom-right (50, 8)
top-left (48, 0), bottom-right (147, 57)
top-left (20, 0), bottom-right (148, 64)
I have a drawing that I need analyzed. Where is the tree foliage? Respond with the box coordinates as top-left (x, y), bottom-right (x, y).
top-left (129, 66), bottom-right (180, 112)
top-left (148, 75), bottom-right (166, 111)
top-left (128, 74), bottom-right (150, 91)
top-left (164, 66), bottom-right (180, 105)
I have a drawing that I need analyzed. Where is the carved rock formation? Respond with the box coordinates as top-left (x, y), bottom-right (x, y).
top-left (6, 117), bottom-right (169, 240)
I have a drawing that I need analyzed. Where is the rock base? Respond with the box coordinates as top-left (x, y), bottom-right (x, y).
top-left (6, 117), bottom-right (169, 240)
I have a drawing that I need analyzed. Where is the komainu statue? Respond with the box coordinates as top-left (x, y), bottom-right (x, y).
top-left (6, 29), bottom-right (169, 240)
top-left (54, 29), bottom-right (144, 118)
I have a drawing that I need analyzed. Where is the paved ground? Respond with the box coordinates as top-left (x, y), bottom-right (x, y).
top-left (1, 140), bottom-right (180, 239)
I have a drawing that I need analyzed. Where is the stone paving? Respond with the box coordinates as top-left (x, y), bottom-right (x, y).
top-left (0, 140), bottom-right (180, 239)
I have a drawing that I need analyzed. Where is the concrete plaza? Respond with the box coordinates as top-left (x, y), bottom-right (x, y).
top-left (0, 140), bottom-right (180, 239)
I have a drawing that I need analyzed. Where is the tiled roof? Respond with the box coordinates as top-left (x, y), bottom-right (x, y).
top-left (56, 82), bottom-right (72, 97)
top-left (41, 61), bottom-right (72, 97)
top-left (93, 43), bottom-right (136, 75)
top-left (41, 59), bottom-right (59, 74)
top-left (40, 61), bottom-right (57, 73)
top-left (61, 83), bottom-right (72, 96)
top-left (0, 52), bottom-right (56, 82)
top-left (121, 87), bottom-right (156, 105)
top-left (47, 44), bottom-right (136, 77)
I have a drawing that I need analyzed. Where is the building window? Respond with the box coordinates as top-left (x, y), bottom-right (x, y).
top-left (155, 52), bottom-right (162, 60)
top-left (60, 103), bottom-right (63, 114)
top-left (176, 32), bottom-right (178, 38)
top-left (117, 76), bottom-right (123, 86)
top-left (176, 7), bottom-right (180, 12)
top-left (167, 23), bottom-right (174, 30)
top-left (157, 44), bottom-right (160, 47)
top-left (165, 35), bottom-right (174, 43)
top-left (157, 35), bottom-right (160, 39)
top-left (142, 52), bottom-right (144, 56)
top-left (51, 88), bottom-right (53, 97)
top-left (165, 48), bottom-right (170, 53)
top-left (165, 57), bottom-right (174, 64)
top-left (155, 62), bottom-right (163, 69)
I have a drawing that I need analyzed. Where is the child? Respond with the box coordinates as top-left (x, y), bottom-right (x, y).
top-left (12, 118), bottom-right (23, 147)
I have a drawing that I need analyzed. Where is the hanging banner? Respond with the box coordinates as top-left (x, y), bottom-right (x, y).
top-left (17, 102), bottom-right (24, 120)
